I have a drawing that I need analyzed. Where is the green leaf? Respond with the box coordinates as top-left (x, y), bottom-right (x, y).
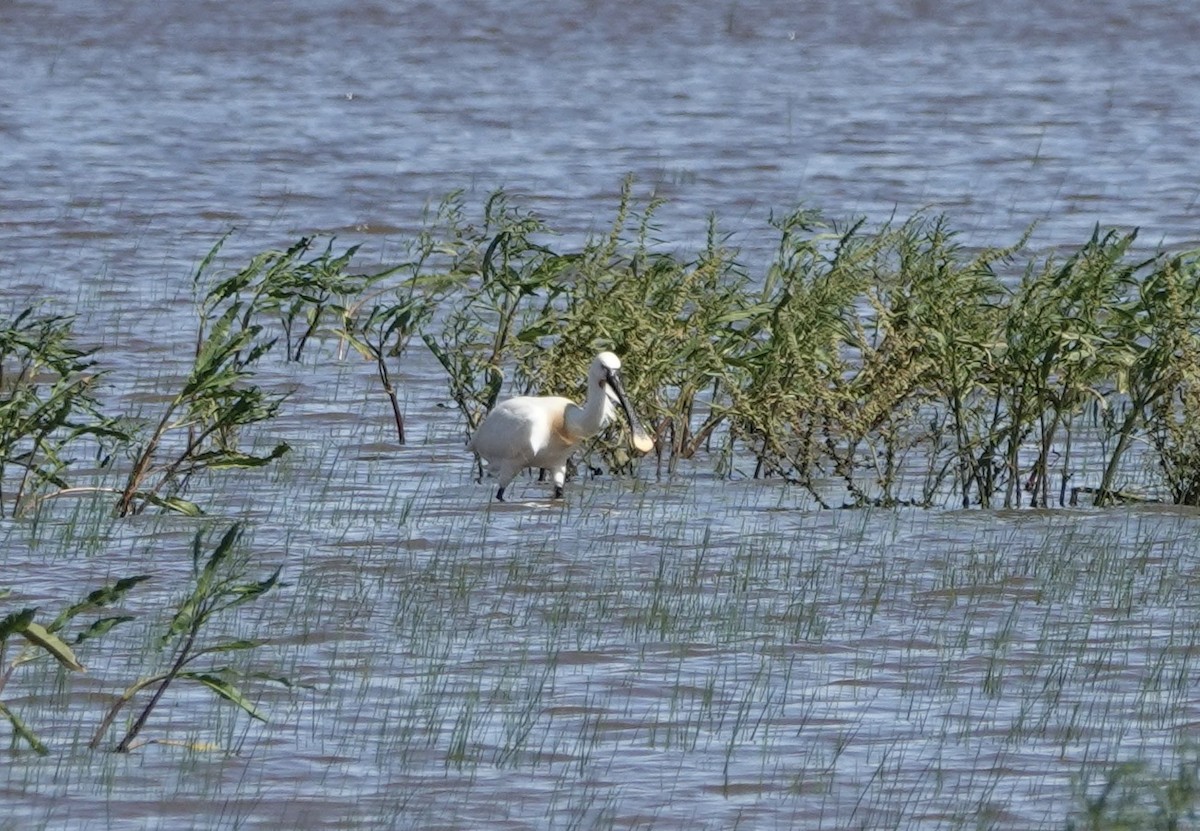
top-left (21, 621), bottom-right (85, 671)
top-left (0, 702), bottom-right (49, 755)
top-left (227, 567), bottom-right (283, 601)
top-left (47, 575), bottom-right (152, 633)
top-left (93, 575), bottom-right (154, 606)
top-left (193, 639), bottom-right (266, 657)
top-left (515, 321), bottom-right (556, 343)
top-left (179, 672), bottom-right (267, 722)
top-left (191, 443), bottom-right (291, 470)
top-left (205, 524), bottom-right (244, 579)
top-left (192, 232), bottom-right (233, 289)
top-left (72, 616), bottom-right (137, 646)
top-left (137, 493), bottom-right (205, 517)
top-left (245, 672), bottom-right (302, 689)
top-left (0, 608), bottom-right (36, 641)
top-left (336, 329), bottom-right (377, 361)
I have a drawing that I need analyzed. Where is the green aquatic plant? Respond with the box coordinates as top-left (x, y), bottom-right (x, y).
top-left (999, 228), bottom-right (1147, 507)
top-left (869, 216), bottom-right (1014, 507)
top-left (115, 239), bottom-right (294, 516)
top-left (0, 574), bottom-right (149, 754)
top-left (256, 237), bottom-right (379, 363)
top-left (409, 189), bottom-right (1200, 507)
top-left (805, 214), bottom-right (954, 507)
top-left (1109, 248), bottom-right (1200, 505)
top-left (533, 186), bottom-right (757, 474)
top-left (90, 523), bottom-right (287, 753)
top-left (422, 190), bottom-right (572, 437)
top-left (340, 296), bottom-right (432, 444)
top-left (1150, 285), bottom-right (1200, 505)
top-left (727, 209), bottom-right (876, 502)
top-left (335, 227), bottom-right (448, 445)
top-left (11, 190), bottom-right (1200, 515)
top-left (0, 308), bottom-right (129, 518)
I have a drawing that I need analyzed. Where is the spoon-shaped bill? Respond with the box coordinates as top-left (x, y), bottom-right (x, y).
top-left (607, 369), bottom-right (654, 454)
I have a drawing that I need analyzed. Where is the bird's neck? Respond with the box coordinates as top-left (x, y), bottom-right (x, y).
top-left (565, 381), bottom-right (613, 439)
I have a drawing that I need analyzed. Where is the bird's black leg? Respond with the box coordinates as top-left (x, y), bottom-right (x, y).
top-left (496, 486), bottom-right (506, 502)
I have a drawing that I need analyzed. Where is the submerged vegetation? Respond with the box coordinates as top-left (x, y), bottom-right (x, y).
top-left (89, 523), bottom-right (286, 752)
top-left (1, 525), bottom-right (283, 755)
top-left (4, 183), bottom-right (1200, 516)
top-left (1, 575), bottom-right (143, 754)
top-left (6, 187), bottom-right (1200, 827)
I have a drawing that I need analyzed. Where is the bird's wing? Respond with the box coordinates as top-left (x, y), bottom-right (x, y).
top-left (470, 397), bottom-right (573, 462)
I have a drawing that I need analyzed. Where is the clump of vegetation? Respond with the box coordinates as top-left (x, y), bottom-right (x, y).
top-left (1, 525), bottom-right (285, 756)
top-left (411, 189), bottom-right (1200, 508)
top-left (115, 234), bottom-right (419, 515)
top-left (0, 575), bottom-right (149, 753)
top-left (0, 235), bottom-right (428, 518)
top-left (419, 190), bottom-right (570, 437)
top-left (90, 523), bottom-right (286, 752)
top-left (114, 239), bottom-right (294, 517)
top-left (5, 185), bottom-right (1200, 516)
top-left (0, 309), bottom-right (129, 518)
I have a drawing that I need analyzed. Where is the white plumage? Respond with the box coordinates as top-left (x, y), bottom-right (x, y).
top-left (468, 352), bottom-right (653, 501)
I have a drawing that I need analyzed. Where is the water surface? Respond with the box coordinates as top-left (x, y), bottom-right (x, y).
top-left (3, 1), bottom-right (1200, 828)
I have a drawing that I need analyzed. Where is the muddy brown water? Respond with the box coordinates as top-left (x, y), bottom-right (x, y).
top-left (4, 1), bottom-right (1200, 829)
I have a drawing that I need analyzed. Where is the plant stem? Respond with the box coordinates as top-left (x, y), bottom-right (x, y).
top-left (112, 625), bottom-right (198, 753)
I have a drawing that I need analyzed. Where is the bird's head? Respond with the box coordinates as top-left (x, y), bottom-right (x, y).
top-left (589, 351), bottom-right (653, 454)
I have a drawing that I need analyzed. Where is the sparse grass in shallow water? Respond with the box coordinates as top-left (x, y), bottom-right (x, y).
top-left (7, 192), bottom-right (1200, 829)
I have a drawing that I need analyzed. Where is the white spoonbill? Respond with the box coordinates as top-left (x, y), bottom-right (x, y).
top-left (468, 352), bottom-right (654, 501)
